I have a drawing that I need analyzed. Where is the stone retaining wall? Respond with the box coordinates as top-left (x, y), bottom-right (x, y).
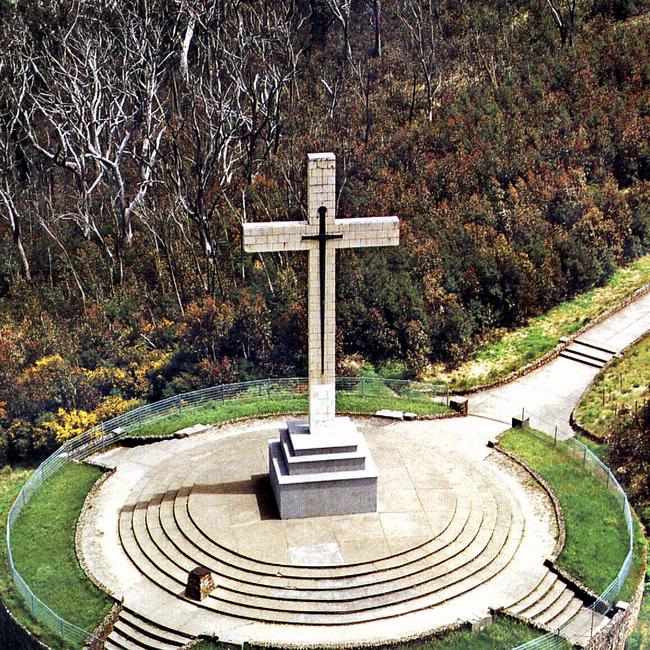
top-left (491, 444), bottom-right (566, 560)
top-left (84, 601), bottom-right (122, 650)
top-left (75, 466), bottom-right (121, 599)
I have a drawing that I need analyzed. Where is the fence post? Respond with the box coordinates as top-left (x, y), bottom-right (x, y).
top-left (361, 376), bottom-right (365, 397)
top-left (266, 379), bottom-right (271, 399)
top-left (446, 386), bottom-right (449, 407)
top-left (583, 446), bottom-right (588, 468)
top-left (554, 425), bottom-right (558, 447)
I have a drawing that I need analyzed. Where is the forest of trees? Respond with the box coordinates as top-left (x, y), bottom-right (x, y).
top-left (0, 0), bottom-right (648, 462)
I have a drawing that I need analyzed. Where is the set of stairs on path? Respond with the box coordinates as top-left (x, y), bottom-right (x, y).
top-left (504, 569), bottom-right (610, 647)
top-left (559, 338), bottom-right (619, 369)
top-left (104, 608), bottom-right (194, 649)
top-left (116, 466), bottom-right (527, 627)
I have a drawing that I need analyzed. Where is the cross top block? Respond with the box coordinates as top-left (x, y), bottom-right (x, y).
top-left (242, 153), bottom-right (399, 432)
top-left (307, 152), bottom-right (336, 227)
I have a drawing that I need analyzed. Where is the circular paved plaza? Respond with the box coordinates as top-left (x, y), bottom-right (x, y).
top-left (83, 415), bottom-right (564, 647)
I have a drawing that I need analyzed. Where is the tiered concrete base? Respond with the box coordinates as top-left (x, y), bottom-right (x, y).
top-left (269, 418), bottom-right (377, 519)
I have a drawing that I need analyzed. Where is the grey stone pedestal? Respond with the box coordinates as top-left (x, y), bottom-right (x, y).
top-left (268, 418), bottom-right (378, 519)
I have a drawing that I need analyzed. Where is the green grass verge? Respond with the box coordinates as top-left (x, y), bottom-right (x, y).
top-left (130, 392), bottom-right (450, 438)
top-left (193, 615), bottom-right (561, 649)
top-left (0, 465), bottom-right (73, 649)
top-left (499, 427), bottom-right (645, 600)
top-left (574, 333), bottom-right (650, 439)
top-left (429, 253), bottom-right (650, 391)
top-left (9, 463), bottom-right (113, 636)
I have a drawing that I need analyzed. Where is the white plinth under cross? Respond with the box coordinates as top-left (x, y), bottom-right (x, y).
top-left (243, 153), bottom-right (399, 434)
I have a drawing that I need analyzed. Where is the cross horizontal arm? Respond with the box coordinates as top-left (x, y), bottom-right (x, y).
top-left (333, 216), bottom-right (399, 249)
top-left (243, 221), bottom-right (315, 253)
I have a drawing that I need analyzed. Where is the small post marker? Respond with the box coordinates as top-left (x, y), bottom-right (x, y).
top-left (185, 566), bottom-right (215, 601)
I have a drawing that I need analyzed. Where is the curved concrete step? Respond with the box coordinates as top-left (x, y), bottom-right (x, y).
top-left (520, 578), bottom-right (566, 619)
top-left (133, 491), bottom-right (496, 610)
top-left (182, 482), bottom-right (472, 579)
top-left (105, 606), bottom-right (193, 650)
top-left (178, 484), bottom-right (467, 585)
top-left (534, 585), bottom-right (574, 625)
top-left (120, 607), bottom-right (194, 646)
top-left (546, 595), bottom-right (583, 631)
top-left (174, 482), bottom-right (478, 586)
top-left (147, 476), bottom-right (510, 599)
top-left (118, 471), bottom-right (526, 625)
top-left (508, 571), bottom-right (557, 613)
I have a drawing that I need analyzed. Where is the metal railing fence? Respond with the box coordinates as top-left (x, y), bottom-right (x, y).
top-left (510, 420), bottom-right (635, 650)
top-left (5, 378), bottom-right (634, 650)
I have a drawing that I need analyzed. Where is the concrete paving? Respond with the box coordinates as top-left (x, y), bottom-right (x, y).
top-left (82, 416), bottom-right (564, 645)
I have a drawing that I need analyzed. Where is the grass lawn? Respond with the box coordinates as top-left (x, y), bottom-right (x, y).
top-left (130, 392), bottom-right (449, 438)
top-left (193, 615), bottom-right (562, 649)
top-left (9, 463), bottom-right (113, 636)
top-left (428, 253), bottom-right (650, 391)
top-left (574, 333), bottom-right (650, 439)
top-left (499, 427), bottom-right (645, 601)
top-left (0, 465), bottom-right (72, 649)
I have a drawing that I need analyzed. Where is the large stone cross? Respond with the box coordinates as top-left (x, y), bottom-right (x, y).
top-left (243, 153), bottom-right (399, 433)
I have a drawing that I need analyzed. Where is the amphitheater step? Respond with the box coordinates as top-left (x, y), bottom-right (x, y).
top-left (534, 585), bottom-right (574, 625)
top-left (147, 482), bottom-right (513, 603)
top-left (521, 578), bottom-right (566, 619)
top-left (118, 470), bottom-right (525, 625)
top-left (508, 571), bottom-right (557, 614)
top-left (120, 608), bottom-right (194, 645)
top-left (105, 608), bottom-right (194, 649)
top-left (103, 639), bottom-right (127, 650)
top-left (546, 595), bottom-right (583, 631)
top-left (504, 567), bottom-right (613, 648)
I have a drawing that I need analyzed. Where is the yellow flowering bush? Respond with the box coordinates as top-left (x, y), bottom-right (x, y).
top-left (93, 395), bottom-right (140, 421)
top-left (41, 408), bottom-right (98, 443)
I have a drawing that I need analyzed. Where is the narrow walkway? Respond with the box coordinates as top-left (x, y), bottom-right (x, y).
top-left (470, 290), bottom-right (650, 436)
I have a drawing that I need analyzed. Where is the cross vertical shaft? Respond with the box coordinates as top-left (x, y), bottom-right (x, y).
top-left (306, 153), bottom-right (337, 431)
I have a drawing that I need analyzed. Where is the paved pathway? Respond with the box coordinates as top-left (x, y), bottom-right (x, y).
top-left (470, 290), bottom-right (650, 436)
